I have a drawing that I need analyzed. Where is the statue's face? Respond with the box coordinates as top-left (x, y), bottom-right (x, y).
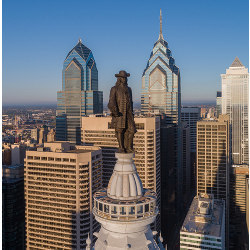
top-left (120, 77), bottom-right (127, 85)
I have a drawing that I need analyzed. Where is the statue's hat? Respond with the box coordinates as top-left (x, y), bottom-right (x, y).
top-left (115, 70), bottom-right (130, 78)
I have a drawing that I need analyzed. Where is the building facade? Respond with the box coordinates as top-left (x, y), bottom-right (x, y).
top-left (229, 164), bottom-right (249, 248)
top-left (182, 121), bottom-right (191, 205)
top-left (180, 194), bottom-right (225, 250)
top-left (216, 91), bottom-right (222, 118)
top-left (221, 57), bottom-right (249, 165)
top-left (196, 115), bottom-right (229, 201)
top-left (2, 165), bottom-right (25, 250)
top-left (56, 39), bottom-right (103, 144)
top-left (81, 116), bottom-right (161, 231)
top-left (181, 107), bottom-right (201, 153)
top-left (24, 142), bottom-right (102, 249)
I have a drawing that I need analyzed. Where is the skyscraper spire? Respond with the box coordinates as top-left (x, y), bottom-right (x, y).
top-left (158, 9), bottom-right (164, 40)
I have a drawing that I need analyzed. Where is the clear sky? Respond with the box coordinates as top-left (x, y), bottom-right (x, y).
top-left (3, 0), bottom-right (249, 105)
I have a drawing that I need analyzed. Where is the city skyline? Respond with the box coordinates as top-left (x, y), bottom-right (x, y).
top-left (3, 0), bottom-right (249, 105)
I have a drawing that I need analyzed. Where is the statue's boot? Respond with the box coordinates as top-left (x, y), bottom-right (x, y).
top-left (117, 132), bottom-right (126, 153)
top-left (126, 133), bottom-right (134, 153)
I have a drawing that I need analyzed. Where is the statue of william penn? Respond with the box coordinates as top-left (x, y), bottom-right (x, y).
top-left (108, 70), bottom-right (136, 153)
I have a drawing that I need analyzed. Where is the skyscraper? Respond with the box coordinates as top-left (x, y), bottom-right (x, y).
top-left (141, 10), bottom-right (181, 246)
top-left (196, 115), bottom-right (230, 246)
top-left (25, 142), bottom-right (102, 249)
top-left (181, 107), bottom-right (201, 153)
top-left (196, 115), bottom-right (229, 201)
top-left (81, 116), bottom-right (161, 231)
top-left (141, 11), bottom-right (180, 124)
top-left (56, 39), bottom-right (103, 144)
top-left (221, 57), bottom-right (249, 165)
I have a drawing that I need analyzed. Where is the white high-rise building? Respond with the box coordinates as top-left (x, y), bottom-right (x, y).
top-left (221, 57), bottom-right (249, 165)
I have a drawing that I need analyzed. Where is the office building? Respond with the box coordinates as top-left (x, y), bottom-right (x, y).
top-left (25, 142), bottom-right (102, 249)
top-left (196, 115), bottom-right (229, 200)
top-left (181, 107), bottom-right (201, 153)
top-left (229, 164), bottom-right (249, 248)
top-left (141, 11), bottom-right (180, 125)
top-left (92, 153), bottom-right (164, 249)
top-left (56, 39), bottom-right (103, 144)
top-left (180, 194), bottom-right (225, 249)
top-left (2, 165), bottom-right (25, 250)
top-left (221, 57), bottom-right (249, 165)
top-left (81, 116), bottom-right (161, 231)
top-left (216, 91), bottom-right (222, 117)
top-left (140, 10), bottom-right (182, 245)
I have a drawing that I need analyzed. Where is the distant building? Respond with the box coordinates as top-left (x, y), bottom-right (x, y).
top-left (56, 39), bottom-right (103, 144)
top-left (180, 194), bottom-right (225, 249)
top-left (229, 164), bottom-right (249, 248)
top-left (39, 125), bottom-right (48, 144)
top-left (25, 142), bottom-right (102, 249)
top-left (221, 57), bottom-right (249, 165)
top-left (181, 107), bottom-right (201, 153)
top-left (30, 128), bottom-right (39, 143)
top-left (2, 165), bottom-right (25, 250)
top-left (47, 128), bottom-right (55, 142)
top-left (216, 91), bottom-right (222, 117)
top-left (81, 116), bottom-right (161, 232)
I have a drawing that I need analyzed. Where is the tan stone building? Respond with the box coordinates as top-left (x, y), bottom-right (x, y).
top-left (24, 142), bottom-right (102, 249)
top-left (81, 116), bottom-right (161, 231)
top-left (197, 115), bottom-right (229, 200)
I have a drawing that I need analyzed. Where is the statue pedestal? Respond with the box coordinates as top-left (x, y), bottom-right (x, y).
top-left (93, 153), bottom-right (164, 249)
top-left (107, 153), bottom-right (143, 200)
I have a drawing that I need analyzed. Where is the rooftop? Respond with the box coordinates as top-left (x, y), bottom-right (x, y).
top-left (66, 39), bottom-right (91, 61)
top-left (230, 56), bottom-right (244, 68)
top-left (181, 194), bottom-right (225, 237)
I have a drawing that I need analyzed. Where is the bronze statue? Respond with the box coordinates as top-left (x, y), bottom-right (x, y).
top-left (108, 70), bottom-right (136, 153)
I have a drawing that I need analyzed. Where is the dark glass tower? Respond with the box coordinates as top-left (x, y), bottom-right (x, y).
top-left (56, 39), bottom-right (103, 144)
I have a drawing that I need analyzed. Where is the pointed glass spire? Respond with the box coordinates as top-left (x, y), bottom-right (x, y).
top-left (158, 9), bottom-right (164, 40)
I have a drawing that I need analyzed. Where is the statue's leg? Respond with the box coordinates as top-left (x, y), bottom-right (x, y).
top-left (126, 132), bottom-right (134, 153)
top-left (116, 129), bottom-right (126, 153)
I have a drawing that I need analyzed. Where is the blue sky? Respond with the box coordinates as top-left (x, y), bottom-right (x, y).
top-left (3, 0), bottom-right (249, 105)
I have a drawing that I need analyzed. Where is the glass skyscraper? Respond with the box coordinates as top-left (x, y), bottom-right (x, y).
top-left (141, 11), bottom-right (180, 125)
top-left (141, 11), bottom-right (182, 248)
top-left (56, 39), bottom-right (103, 144)
top-left (221, 57), bottom-right (249, 165)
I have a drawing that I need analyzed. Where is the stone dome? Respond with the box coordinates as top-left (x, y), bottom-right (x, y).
top-left (107, 153), bottom-right (143, 200)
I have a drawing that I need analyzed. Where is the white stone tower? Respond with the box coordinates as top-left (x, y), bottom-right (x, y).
top-left (92, 153), bottom-right (164, 249)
